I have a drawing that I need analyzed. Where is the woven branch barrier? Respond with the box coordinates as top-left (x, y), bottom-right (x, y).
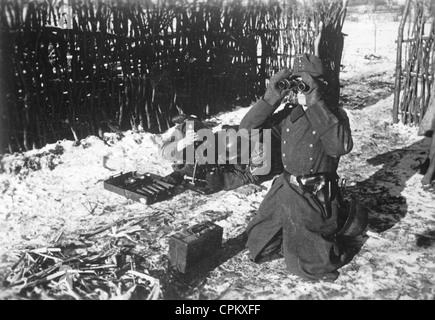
top-left (393, 0), bottom-right (434, 125)
top-left (0, 0), bottom-right (347, 153)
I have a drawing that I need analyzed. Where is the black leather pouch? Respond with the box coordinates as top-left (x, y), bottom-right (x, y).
top-left (297, 173), bottom-right (332, 219)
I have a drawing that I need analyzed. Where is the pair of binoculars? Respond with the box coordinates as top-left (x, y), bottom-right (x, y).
top-left (277, 78), bottom-right (308, 93)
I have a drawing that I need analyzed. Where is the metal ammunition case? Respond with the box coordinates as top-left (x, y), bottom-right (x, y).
top-left (168, 221), bottom-right (223, 273)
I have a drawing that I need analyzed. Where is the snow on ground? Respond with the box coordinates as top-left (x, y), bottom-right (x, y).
top-left (0, 20), bottom-right (434, 300)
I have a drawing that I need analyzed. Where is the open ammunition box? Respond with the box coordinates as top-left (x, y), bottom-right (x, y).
top-left (103, 171), bottom-right (175, 205)
top-left (168, 221), bottom-right (223, 273)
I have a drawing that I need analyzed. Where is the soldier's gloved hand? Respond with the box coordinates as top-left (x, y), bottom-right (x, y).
top-left (263, 68), bottom-right (293, 107)
top-left (161, 170), bottom-right (185, 185)
top-left (300, 73), bottom-right (325, 106)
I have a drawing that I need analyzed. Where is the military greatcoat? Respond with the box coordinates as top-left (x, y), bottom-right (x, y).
top-left (239, 97), bottom-right (353, 280)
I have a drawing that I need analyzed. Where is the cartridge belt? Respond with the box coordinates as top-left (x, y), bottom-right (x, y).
top-left (284, 171), bottom-right (339, 220)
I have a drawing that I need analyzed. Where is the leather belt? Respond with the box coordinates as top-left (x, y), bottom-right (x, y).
top-left (283, 171), bottom-right (299, 187)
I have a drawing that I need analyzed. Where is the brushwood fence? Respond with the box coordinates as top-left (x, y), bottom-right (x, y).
top-left (0, 0), bottom-right (348, 153)
top-left (393, 0), bottom-right (434, 125)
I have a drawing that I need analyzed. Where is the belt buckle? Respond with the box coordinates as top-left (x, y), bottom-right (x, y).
top-left (285, 173), bottom-right (299, 187)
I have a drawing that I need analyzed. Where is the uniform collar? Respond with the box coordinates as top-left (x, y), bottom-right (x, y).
top-left (290, 104), bottom-right (305, 123)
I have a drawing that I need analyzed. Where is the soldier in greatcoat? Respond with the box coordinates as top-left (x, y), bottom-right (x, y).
top-left (239, 53), bottom-right (354, 281)
top-left (159, 114), bottom-right (283, 191)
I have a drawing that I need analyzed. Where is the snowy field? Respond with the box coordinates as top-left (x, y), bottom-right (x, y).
top-left (0, 19), bottom-right (434, 300)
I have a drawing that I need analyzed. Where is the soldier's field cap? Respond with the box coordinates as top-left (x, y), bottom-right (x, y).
top-left (293, 53), bottom-right (324, 78)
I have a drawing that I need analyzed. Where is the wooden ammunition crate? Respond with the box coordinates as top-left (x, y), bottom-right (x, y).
top-left (103, 171), bottom-right (175, 205)
top-left (168, 221), bottom-right (223, 273)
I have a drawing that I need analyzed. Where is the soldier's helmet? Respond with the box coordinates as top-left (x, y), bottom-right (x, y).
top-left (338, 199), bottom-right (369, 237)
top-left (171, 114), bottom-right (209, 135)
